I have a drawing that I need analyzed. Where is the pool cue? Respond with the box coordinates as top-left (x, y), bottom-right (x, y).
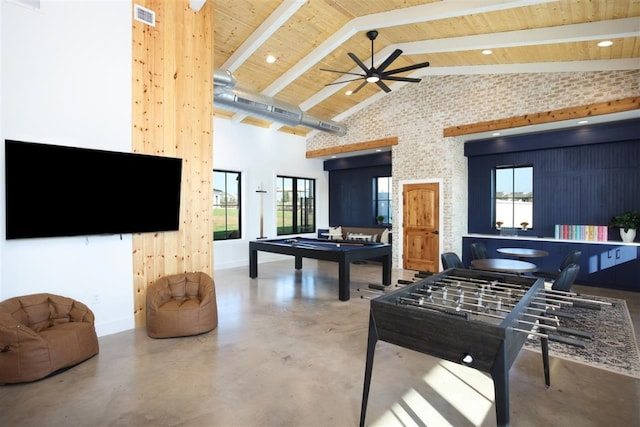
top-left (358, 288), bottom-right (383, 296)
top-left (310, 241), bottom-right (364, 246)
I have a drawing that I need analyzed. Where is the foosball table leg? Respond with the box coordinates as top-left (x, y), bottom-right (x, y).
top-left (491, 343), bottom-right (511, 427)
top-left (359, 313), bottom-right (379, 427)
top-left (541, 335), bottom-right (551, 388)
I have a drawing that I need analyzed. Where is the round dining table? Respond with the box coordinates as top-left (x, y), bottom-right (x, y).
top-left (471, 258), bottom-right (538, 273)
top-left (496, 247), bottom-right (549, 261)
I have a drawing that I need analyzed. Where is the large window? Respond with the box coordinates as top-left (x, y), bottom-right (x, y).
top-left (494, 165), bottom-right (533, 229)
top-left (374, 176), bottom-right (392, 224)
top-left (213, 170), bottom-right (241, 240)
top-left (276, 176), bottom-right (315, 235)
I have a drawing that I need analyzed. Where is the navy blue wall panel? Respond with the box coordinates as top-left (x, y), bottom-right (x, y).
top-left (328, 164), bottom-right (391, 226)
top-left (466, 119), bottom-right (640, 239)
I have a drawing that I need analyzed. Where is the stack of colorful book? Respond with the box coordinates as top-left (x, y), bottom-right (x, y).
top-left (554, 224), bottom-right (608, 241)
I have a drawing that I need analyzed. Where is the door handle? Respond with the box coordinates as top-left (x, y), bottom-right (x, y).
top-left (431, 230), bottom-right (439, 235)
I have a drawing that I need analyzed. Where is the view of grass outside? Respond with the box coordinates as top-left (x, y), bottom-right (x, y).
top-left (277, 208), bottom-right (293, 235)
top-left (213, 207), bottom-right (239, 239)
top-left (213, 170), bottom-right (240, 240)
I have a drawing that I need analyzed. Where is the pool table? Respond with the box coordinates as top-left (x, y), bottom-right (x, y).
top-left (249, 237), bottom-right (392, 301)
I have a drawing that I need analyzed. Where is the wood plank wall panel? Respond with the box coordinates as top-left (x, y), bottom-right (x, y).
top-left (132, 0), bottom-right (214, 327)
top-left (467, 135), bottom-right (640, 237)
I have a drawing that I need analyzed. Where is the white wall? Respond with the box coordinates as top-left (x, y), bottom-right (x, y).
top-left (0, 2), bottom-right (4, 303)
top-left (0, 1), bottom-right (329, 336)
top-left (213, 118), bottom-right (328, 270)
top-left (1, 0), bottom-right (133, 336)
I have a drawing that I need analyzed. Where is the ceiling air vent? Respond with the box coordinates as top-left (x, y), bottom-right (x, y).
top-left (271, 106), bottom-right (302, 121)
top-left (319, 122), bottom-right (342, 132)
top-left (235, 96), bottom-right (270, 113)
top-left (134, 4), bottom-right (155, 27)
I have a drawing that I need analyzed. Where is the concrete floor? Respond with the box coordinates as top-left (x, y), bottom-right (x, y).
top-left (1, 259), bottom-right (639, 427)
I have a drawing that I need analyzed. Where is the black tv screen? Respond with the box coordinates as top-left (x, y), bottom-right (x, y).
top-left (5, 140), bottom-right (182, 239)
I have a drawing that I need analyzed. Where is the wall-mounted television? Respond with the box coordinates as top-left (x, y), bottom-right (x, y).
top-left (5, 140), bottom-right (182, 239)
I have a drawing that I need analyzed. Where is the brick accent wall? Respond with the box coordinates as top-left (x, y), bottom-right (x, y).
top-left (308, 70), bottom-right (640, 265)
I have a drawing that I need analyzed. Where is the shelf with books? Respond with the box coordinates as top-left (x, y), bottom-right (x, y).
top-left (554, 224), bottom-right (608, 242)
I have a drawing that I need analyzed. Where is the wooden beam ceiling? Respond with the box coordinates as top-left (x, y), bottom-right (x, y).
top-left (306, 137), bottom-right (398, 158)
top-left (443, 97), bottom-right (640, 137)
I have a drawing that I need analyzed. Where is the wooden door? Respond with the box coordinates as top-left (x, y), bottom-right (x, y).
top-left (403, 183), bottom-right (440, 272)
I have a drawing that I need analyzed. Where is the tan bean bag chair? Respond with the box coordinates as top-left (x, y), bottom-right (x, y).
top-left (146, 272), bottom-right (218, 338)
top-left (0, 293), bottom-right (99, 384)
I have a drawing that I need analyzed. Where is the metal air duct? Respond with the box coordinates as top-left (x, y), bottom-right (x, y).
top-left (213, 68), bottom-right (346, 136)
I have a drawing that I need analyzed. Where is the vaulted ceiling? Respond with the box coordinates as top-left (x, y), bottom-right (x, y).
top-left (212, 0), bottom-right (640, 136)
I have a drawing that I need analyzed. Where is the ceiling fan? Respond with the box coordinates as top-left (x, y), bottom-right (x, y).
top-left (321, 30), bottom-right (430, 94)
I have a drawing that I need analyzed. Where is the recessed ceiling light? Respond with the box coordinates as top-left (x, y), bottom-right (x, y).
top-left (597, 40), bottom-right (613, 47)
top-left (345, 90), bottom-right (353, 96)
top-left (492, 132), bottom-right (501, 136)
top-left (266, 55), bottom-right (276, 63)
top-left (578, 120), bottom-right (589, 124)
top-left (482, 49), bottom-right (493, 55)
top-left (331, 155), bottom-right (337, 158)
top-left (375, 149), bottom-right (381, 152)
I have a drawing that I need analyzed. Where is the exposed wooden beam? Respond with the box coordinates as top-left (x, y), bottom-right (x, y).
top-left (443, 97), bottom-right (640, 137)
top-left (306, 137), bottom-right (398, 158)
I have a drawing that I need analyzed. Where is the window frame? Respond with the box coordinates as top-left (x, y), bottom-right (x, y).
top-left (276, 175), bottom-right (316, 236)
top-left (493, 165), bottom-right (533, 230)
top-left (213, 169), bottom-right (241, 240)
top-left (373, 176), bottom-right (392, 224)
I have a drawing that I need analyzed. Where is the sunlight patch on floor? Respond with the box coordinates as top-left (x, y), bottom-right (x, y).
top-left (370, 360), bottom-right (495, 427)
top-left (423, 361), bottom-right (494, 425)
top-left (371, 390), bottom-right (452, 427)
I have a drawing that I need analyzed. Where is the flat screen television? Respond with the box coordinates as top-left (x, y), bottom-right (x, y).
top-left (5, 139), bottom-right (182, 239)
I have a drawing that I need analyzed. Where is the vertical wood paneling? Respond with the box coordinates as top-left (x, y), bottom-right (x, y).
top-left (132, 0), bottom-right (214, 327)
top-left (468, 133), bottom-right (640, 237)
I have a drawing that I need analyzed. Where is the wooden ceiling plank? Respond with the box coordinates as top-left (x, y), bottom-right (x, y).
top-left (212, 0), bottom-right (640, 134)
top-left (222, 0), bottom-right (307, 72)
top-left (443, 96), bottom-right (640, 137)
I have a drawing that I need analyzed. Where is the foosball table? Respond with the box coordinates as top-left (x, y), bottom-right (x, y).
top-left (359, 267), bottom-right (602, 427)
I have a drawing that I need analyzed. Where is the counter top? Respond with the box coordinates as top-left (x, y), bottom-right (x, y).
top-left (464, 234), bottom-right (640, 247)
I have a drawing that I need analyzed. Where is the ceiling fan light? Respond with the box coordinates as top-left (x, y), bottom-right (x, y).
top-left (366, 75), bottom-right (380, 83)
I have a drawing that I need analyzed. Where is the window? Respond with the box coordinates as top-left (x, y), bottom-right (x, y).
top-left (213, 170), bottom-right (241, 240)
top-left (494, 165), bottom-right (533, 229)
top-left (374, 176), bottom-right (392, 223)
top-left (276, 176), bottom-right (315, 235)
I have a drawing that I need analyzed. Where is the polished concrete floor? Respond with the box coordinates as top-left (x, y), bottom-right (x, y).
top-left (1, 260), bottom-right (639, 427)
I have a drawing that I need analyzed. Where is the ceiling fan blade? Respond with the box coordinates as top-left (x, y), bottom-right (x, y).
top-left (376, 49), bottom-right (403, 74)
top-left (324, 77), bottom-right (365, 86)
top-left (351, 80), bottom-right (368, 94)
top-left (380, 75), bottom-right (422, 83)
top-left (348, 52), bottom-right (370, 74)
top-left (320, 68), bottom-right (366, 77)
top-left (376, 80), bottom-right (392, 93)
top-left (383, 61), bottom-right (430, 76)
